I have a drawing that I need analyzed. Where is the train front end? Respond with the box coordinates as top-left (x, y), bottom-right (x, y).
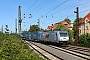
top-left (58, 31), bottom-right (69, 45)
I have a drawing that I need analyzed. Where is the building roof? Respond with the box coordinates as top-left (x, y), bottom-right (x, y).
top-left (60, 21), bottom-right (68, 24)
top-left (48, 26), bottom-right (52, 29)
top-left (47, 20), bottom-right (72, 29)
top-left (79, 12), bottom-right (90, 23)
top-left (60, 21), bottom-right (72, 28)
top-left (67, 24), bottom-right (72, 28)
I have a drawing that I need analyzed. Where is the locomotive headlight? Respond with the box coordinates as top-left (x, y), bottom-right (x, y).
top-left (61, 38), bottom-right (63, 41)
top-left (61, 39), bottom-right (62, 41)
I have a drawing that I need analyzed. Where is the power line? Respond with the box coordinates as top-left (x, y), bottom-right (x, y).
top-left (23, 0), bottom-right (47, 19)
top-left (53, 0), bottom-right (89, 16)
top-left (52, 0), bottom-right (81, 15)
top-left (29, 0), bottom-right (69, 25)
top-left (77, 1), bottom-right (89, 6)
top-left (33, 0), bottom-right (49, 16)
top-left (32, 0), bottom-right (46, 12)
top-left (80, 8), bottom-right (90, 13)
top-left (44, 0), bottom-right (89, 20)
top-left (23, 0), bottom-right (56, 19)
top-left (23, 0), bottom-right (38, 19)
top-left (33, 0), bottom-right (55, 15)
top-left (23, 0), bottom-right (90, 30)
top-left (40, 0), bottom-right (89, 23)
top-left (29, 7), bottom-right (90, 28)
top-left (24, 0), bottom-right (38, 14)
top-left (42, 8), bottom-right (90, 28)
top-left (41, 0), bottom-right (69, 18)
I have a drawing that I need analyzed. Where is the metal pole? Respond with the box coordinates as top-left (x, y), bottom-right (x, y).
top-left (2, 25), bottom-right (3, 33)
top-left (18, 6), bottom-right (22, 34)
top-left (37, 19), bottom-right (40, 28)
top-left (15, 19), bottom-right (17, 34)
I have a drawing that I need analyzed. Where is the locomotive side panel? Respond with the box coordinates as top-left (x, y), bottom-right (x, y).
top-left (40, 32), bottom-right (58, 43)
top-left (31, 32), bottom-right (42, 41)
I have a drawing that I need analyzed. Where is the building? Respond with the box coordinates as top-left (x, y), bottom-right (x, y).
top-left (79, 12), bottom-right (90, 36)
top-left (47, 20), bottom-right (72, 30)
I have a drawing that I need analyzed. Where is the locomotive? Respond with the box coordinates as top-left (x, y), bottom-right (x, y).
top-left (20, 31), bottom-right (69, 46)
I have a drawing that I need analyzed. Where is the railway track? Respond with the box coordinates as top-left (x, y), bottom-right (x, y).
top-left (48, 45), bottom-right (90, 60)
top-left (61, 45), bottom-right (90, 56)
top-left (26, 41), bottom-right (90, 60)
top-left (26, 41), bottom-right (64, 60)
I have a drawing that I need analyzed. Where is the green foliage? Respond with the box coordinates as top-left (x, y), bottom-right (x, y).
top-left (68, 29), bottom-right (74, 42)
top-left (79, 33), bottom-right (90, 47)
top-left (0, 33), bottom-right (45, 60)
top-left (40, 28), bottom-right (44, 32)
top-left (0, 32), bottom-right (5, 41)
top-left (22, 30), bottom-right (28, 33)
top-left (70, 39), bottom-right (75, 45)
top-left (53, 24), bottom-right (68, 31)
top-left (64, 18), bottom-right (71, 24)
top-left (29, 25), bottom-right (40, 32)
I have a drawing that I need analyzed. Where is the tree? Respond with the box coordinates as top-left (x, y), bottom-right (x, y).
top-left (79, 34), bottom-right (86, 46)
top-left (64, 18), bottom-right (71, 24)
top-left (53, 24), bottom-right (68, 31)
top-left (28, 25), bottom-right (40, 32)
top-left (40, 28), bottom-right (44, 32)
top-left (22, 30), bottom-right (27, 33)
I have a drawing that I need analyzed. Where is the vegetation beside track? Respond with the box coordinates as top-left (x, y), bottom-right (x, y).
top-left (70, 33), bottom-right (90, 47)
top-left (0, 32), bottom-right (45, 60)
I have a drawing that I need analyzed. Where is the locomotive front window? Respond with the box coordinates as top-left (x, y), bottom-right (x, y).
top-left (60, 33), bottom-right (68, 37)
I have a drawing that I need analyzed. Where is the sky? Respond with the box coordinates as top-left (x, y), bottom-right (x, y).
top-left (0, 0), bottom-right (90, 33)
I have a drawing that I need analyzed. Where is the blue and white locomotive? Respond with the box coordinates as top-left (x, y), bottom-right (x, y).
top-left (20, 31), bottom-right (69, 46)
top-left (40, 31), bottom-right (69, 45)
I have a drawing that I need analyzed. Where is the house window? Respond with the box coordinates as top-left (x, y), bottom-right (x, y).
top-left (64, 24), bottom-right (67, 26)
top-left (79, 30), bottom-right (81, 33)
top-left (86, 20), bottom-right (88, 23)
top-left (86, 26), bottom-right (88, 30)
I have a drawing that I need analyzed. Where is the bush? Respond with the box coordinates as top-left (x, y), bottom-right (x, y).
top-left (79, 33), bottom-right (90, 47)
top-left (85, 33), bottom-right (90, 47)
top-left (0, 33), bottom-right (45, 60)
top-left (68, 30), bottom-right (73, 40)
top-left (79, 34), bottom-right (87, 46)
top-left (70, 39), bottom-right (75, 45)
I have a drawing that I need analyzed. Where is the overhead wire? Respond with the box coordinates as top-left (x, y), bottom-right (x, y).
top-left (34, 0), bottom-right (55, 14)
top-left (39, 0), bottom-right (69, 19)
top-left (43, 0), bottom-right (80, 20)
top-left (51, 0), bottom-right (89, 19)
top-left (80, 9), bottom-right (90, 13)
top-left (41, 9), bottom-right (90, 28)
top-left (24, 0), bottom-right (90, 29)
top-left (42, 8), bottom-right (90, 28)
top-left (37, 0), bottom-right (71, 26)
top-left (23, 0), bottom-right (47, 20)
top-left (32, 0), bottom-right (47, 12)
top-left (24, 0), bottom-right (56, 19)
top-left (52, 0), bottom-right (81, 15)
top-left (24, 0), bottom-right (38, 14)
top-left (43, 0), bottom-right (89, 20)
top-left (23, 0), bottom-right (38, 19)
top-left (41, 0), bottom-right (89, 24)
top-left (33, 0), bottom-right (49, 16)
top-left (29, 0), bottom-right (69, 25)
